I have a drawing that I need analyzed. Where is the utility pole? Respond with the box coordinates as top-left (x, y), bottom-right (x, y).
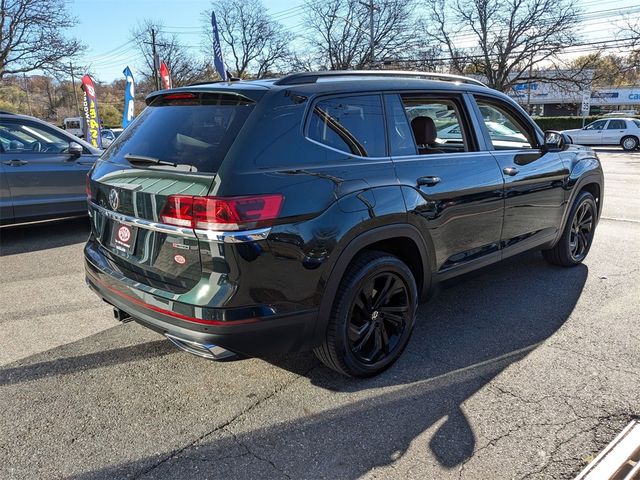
top-left (143, 28), bottom-right (166, 91)
top-left (69, 62), bottom-right (81, 117)
top-left (526, 62), bottom-right (533, 115)
top-left (23, 73), bottom-right (33, 116)
top-left (151, 28), bottom-right (160, 90)
top-left (359, 0), bottom-right (377, 67)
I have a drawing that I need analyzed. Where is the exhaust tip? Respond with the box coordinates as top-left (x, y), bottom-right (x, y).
top-left (165, 333), bottom-right (237, 361)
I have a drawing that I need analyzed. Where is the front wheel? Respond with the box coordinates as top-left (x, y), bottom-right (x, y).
top-left (621, 135), bottom-right (638, 151)
top-left (543, 191), bottom-right (597, 267)
top-left (314, 251), bottom-right (418, 377)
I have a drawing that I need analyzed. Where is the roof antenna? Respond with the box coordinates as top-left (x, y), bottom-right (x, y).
top-left (226, 70), bottom-right (241, 82)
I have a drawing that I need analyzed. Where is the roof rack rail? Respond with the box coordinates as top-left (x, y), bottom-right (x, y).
top-left (274, 70), bottom-right (487, 88)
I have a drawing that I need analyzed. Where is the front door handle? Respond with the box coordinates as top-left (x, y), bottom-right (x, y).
top-left (417, 176), bottom-right (441, 187)
top-left (503, 166), bottom-right (519, 176)
top-left (3, 159), bottom-right (28, 166)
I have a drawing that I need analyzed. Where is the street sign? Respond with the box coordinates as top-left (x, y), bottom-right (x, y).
top-left (581, 92), bottom-right (591, 116)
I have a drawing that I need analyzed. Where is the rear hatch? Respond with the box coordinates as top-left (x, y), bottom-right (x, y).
top-left (87, 89), bottom-right (262, 293)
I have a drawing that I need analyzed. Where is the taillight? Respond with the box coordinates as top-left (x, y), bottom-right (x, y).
top-left (160, 194), bottom-right (283, 231)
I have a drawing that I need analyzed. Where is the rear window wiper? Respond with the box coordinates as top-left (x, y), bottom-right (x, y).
top-left (124, 153), bottom-right (177, 167)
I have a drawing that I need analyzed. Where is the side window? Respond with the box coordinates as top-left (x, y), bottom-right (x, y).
top-left (0, 121), bottom-right (71, 154)
top-left (607, 120), bottom-right (625, 130)
top-left (474, 99), bottom-right (535, 150)
top-left (384, 94), bottom-right (417, 156)
top-left (584, 120), bottom-right (607, 131)
top-left (400, 95), bottom-right (471, 155)
top-left (307, 94), bottom-right (386, 157)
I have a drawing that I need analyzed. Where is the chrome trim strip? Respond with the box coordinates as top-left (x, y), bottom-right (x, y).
top-left (194, 227), bottom-right (271, 243)
top-left (89, 201), bottom-right (197, 238)
top-left (89, 201), bottom-right (271, 243)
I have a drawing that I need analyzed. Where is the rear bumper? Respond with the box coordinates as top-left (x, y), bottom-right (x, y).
top-left (85, 256), bottom-right (319, 357)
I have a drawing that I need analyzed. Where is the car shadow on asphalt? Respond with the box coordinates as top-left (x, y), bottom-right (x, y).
top-left (0, 340), bottom-right (176, 386)
top-left (0, 217), bottom-right (90, 256)
top-left (73, 252), bottom-right (589, 479)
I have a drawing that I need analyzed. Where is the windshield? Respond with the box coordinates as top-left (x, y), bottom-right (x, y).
top-left (101, 93), bottom-right (256, 173)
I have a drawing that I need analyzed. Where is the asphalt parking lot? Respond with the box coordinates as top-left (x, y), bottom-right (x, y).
top-left (1, 148), bottom-right (639, 480)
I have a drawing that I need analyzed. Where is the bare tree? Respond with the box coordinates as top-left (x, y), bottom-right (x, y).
top-left (424, 0), bottom-right (582, 91)
top-left (303, 0), bottom-right (424, 70)
top-left (131, 20), bottom-right (211, 88)
top-left (207, 0), bottom-right (293, 78)
top-left (0, 0), bottom-right (84, 78)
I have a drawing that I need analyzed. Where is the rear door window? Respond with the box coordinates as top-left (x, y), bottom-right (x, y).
top-left (607, 120), bottom-right (626, 130)
top-left (393, 94), bottom-right (473, 155)
top-left (101, 92), bottom-right (257, 173)
top-left (307, 94), bottom-right (386, 157)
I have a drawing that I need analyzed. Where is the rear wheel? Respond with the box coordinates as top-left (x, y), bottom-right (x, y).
top-left (543, 191), bottom-right (597, 267)
top-left (314, 251), bottom-right (418, 377)
top-left (621, 135), bottom-right (638, 151)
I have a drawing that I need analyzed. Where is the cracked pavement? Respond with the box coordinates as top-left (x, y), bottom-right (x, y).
top-left (0, 149), bottom-right (638, 479)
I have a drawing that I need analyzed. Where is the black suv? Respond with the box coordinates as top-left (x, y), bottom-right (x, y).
top-left (85, 71), bottom-right (603, 377)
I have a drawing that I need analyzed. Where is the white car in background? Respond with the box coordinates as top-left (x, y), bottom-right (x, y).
top-left (438, 121), bottom-right (528, 145)
top-left (100, 128), bottom-right (123, 148)
top-left (562, 118), bottom-right (640, 151)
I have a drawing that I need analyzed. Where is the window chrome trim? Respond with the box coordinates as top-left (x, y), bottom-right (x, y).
top-left (88, 201), bottom-right (270, 243)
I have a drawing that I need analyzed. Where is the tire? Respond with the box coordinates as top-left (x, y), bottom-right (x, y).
top-left (543, 191), bottom-right (597, 267)
top-left (313, 251), bottom-right (418, 377)
top-left (621, 135), bottom-right (638, 151)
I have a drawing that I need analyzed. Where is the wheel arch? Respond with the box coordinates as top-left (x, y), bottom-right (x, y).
top-left (312, 224), bottom-right (434, 346)
top-left (554, 166), bottom-right (604, 247)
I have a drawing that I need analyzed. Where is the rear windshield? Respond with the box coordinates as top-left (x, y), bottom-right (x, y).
top-left (101, 93), bottom-right (256, 173)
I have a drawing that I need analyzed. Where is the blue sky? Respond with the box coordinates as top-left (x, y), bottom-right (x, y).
top-left (70, 0), bottom-right (639, 83)
top-left (70, 0), bottom-right (306, 82)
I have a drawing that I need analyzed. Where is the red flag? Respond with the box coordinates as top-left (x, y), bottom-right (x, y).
top-left (159, 61), bottom-right (171, 89)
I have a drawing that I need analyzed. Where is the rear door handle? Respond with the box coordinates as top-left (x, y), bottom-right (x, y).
top-left (503, 166), bottom-right (519, 176)
top-left (417, 176), bottom-right (441, 187)
top-left (3, 159), bottom-right (28, 166)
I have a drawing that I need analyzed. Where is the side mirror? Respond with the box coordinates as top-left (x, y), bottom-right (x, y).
top-left (543, 130), bottom-right (571, 152)
top-left (68, 141), bottom-right (83, 157)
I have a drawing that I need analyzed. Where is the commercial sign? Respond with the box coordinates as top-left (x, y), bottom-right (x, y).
top-left (580, 91), bottom-right (591, 116)
top-left (80, 74), bottom-right (102, 148)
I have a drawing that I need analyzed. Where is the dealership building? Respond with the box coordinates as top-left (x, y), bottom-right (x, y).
top-left (508, 83), bottom-right (640, 116)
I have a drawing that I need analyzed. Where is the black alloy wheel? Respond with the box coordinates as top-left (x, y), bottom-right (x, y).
top-left (569, 200), bottom-right (594, 262)
top-left (314, 251), bottom-right (418, 377)
top-left (543, 191), bottom-right (597, 267)
top-left (347, 271), bottom-right (410, 364)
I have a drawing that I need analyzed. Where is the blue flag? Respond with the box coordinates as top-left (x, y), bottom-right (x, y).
top-left (211, 11), bottom-right (228, 81)
top-left (122, 66), bottom-right (135, 128)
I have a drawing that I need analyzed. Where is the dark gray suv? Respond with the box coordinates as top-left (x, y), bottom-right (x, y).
top-left (0, 112), bottom-right (100, 226)
top-left (85, 71), bottom-right (604, 377)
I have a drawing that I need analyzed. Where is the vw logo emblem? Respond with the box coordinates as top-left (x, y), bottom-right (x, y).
top-left (108, 189), bottom-right (119, 211)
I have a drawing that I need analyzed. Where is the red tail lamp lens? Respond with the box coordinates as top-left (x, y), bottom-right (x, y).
top-left (162, 92), bottom-right (197, 100)
top-left (161, 194), bottom-right (283, 231)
